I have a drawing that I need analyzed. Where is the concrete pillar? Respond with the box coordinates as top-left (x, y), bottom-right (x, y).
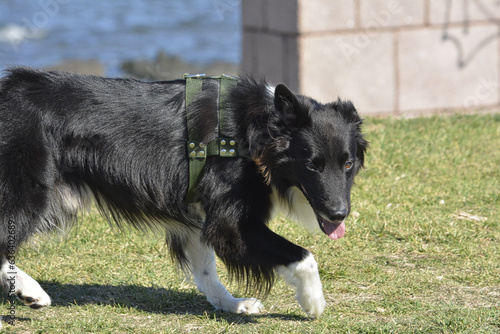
top-left (242, 0), bottom-right (500, 116)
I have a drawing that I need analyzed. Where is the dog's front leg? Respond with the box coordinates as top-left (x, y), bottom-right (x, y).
top-left (278, 252), bottom-right (326, 318)
top-left (184, 233), bottom-right (264, 314)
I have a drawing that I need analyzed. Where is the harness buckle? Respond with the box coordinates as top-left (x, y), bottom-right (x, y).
top-left (219, 138), bottom-right (238, 157)
top-left (187, 141), bottom-right (207, 159)
top-left (183, 73), bottom-right (206, 79)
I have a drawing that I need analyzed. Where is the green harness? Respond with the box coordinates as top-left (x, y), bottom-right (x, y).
top-left (184, 74), bottom-right (246, 203)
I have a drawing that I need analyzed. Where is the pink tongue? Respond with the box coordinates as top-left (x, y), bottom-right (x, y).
top-left (324, 221), bottom-right (346, 240)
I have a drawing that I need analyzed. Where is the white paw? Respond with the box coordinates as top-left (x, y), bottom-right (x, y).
top-left (279, 252), bottom-right (327, 318)
top-left (213, 297), bottom-right (264, 314)
top-left (297, 290), bottom-right (326, 318)
top-left (14, 272), bottom-right (52, 309)
top-left (233, 298), bottom-right (264, 314)
top-left (16, 289), bottom-right (51, 309)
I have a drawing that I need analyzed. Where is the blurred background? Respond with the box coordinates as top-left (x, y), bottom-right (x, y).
top-left (0, 0), bottom-right (240, 78)
top-left (0, 0), bottom-right (499, 116)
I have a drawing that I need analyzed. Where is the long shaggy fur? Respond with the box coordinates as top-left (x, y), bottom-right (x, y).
top-left (0, 67), bottom-right (367, 301)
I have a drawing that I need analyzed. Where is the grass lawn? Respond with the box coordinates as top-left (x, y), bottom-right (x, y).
top-left (1, 113), bottom-right (499, 333)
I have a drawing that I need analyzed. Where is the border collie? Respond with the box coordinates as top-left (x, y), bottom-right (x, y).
top-left (0, 67), bottom-right (367, 318)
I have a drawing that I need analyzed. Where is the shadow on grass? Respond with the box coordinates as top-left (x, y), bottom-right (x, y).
top-left (1, 281), bottom-right (310, 324)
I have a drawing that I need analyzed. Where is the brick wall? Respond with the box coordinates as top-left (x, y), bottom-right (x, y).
top-left (242, 0), bottom-right (500, 116)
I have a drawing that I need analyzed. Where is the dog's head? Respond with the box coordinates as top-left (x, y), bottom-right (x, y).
top-left (253, 84), bottom-right (368, 240)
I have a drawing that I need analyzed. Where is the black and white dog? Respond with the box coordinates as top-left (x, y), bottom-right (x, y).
top-left (0, 67), bottom-right (367, 318)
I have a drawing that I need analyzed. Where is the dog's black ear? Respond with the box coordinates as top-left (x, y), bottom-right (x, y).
top-left (274, 84), bottom-right (310, 129)
top-left (355, 126), bottom-right (368, 169)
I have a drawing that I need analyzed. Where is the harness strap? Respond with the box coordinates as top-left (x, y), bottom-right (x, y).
top-left (185, 74), bottom-right (205, 203)
top-left (219, 75), bottom-right (237, 138)
top-left (184, 74), bottom-right (241, 203)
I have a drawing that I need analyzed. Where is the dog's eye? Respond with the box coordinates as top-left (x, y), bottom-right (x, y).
top-left (305, 162), bottom-right (319, 171)
top-left (344, 161), bottom-right (354, 170)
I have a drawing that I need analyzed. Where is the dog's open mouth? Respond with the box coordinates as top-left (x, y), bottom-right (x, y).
top-left (318, 216), bottom-right (345, 240)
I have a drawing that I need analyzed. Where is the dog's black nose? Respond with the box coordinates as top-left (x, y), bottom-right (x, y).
top-left (328, 209), bottom-right (348, 221)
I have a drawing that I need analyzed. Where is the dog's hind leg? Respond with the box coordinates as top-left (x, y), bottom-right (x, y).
top-left (0, 256), bottom-right (51, 309)
top-left (184, 232), bottom-right (264, 314)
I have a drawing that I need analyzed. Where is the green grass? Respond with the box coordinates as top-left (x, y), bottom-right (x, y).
top-left (2, 113), bottom-right (499, 333)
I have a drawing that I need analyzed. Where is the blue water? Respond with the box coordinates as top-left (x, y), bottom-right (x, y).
top-left (0, 0), bottom-right (241, 76)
